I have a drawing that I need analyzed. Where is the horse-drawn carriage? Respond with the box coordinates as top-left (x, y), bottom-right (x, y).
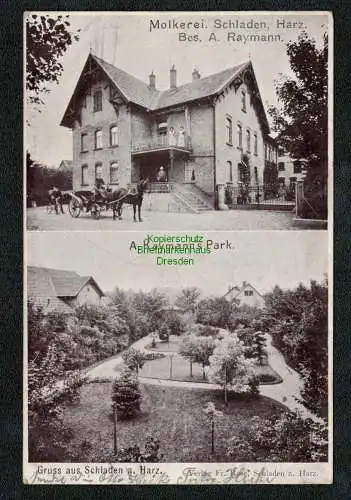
top-left (66, 178), bottom-right (149, 222)
top-left (67, 190), bottom-right (116, 219)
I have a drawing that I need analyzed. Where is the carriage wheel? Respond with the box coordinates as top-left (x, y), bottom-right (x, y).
top-left (68, 198), bottom-right (81, 218)
top-left (91, 203), bottom-right (101, 219)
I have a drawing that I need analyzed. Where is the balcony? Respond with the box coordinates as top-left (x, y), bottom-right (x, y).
top-left (131, 135), bottom-right (192, 156)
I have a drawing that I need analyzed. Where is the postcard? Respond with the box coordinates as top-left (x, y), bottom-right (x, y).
top-left (23, 11), bottom-right (332, 485)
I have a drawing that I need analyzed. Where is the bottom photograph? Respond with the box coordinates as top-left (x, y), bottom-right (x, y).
top-left (24, 231), bottom-right (330, 484)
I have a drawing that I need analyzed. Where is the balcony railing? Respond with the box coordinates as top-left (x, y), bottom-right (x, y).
top-left (132, 135), bottom-right (192, 154)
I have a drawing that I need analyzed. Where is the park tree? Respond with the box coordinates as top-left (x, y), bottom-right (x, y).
top-left (251, 330), bottom-right (267, 366)
top-left (175, 287), bottom-right (201, 313)
top-left (207, 335), bottom-right (255, 404)
top-left (268, 32), bottom-right (328, 216)
top-left (179, 335), bottom-right (216, 379)
top-left (158, 323), bottom-right (171, 343)
top-left (265, 280), bottom-right (328, 418)
top-left (111, 368), bottom-right (142, 419)
top-left (26, 13), bottom-right (80, 107)
top-left (203, 402), bottom-right (223, 454)
top-left (196, 296), bottom-right (232, 328)
top-left (121, 348), bottom-right (146, 375)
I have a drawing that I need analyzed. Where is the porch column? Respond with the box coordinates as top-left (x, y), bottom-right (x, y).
top-left (217, 183), bottom-right (229, 210)
top-left (169, 149), bottom-right (174, 181)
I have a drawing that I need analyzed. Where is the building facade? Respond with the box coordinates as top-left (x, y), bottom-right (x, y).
top-left (277, 152), bottom-right (305, 188)
top-left (224, 281), bottom-right (265, 309)
top-left (61, 54), bottom-right (274, 207)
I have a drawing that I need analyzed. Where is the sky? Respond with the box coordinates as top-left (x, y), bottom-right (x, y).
top-left (25, 11), bottom-right (330, 167)
top-left (27, 231), bottom-right (328, 296)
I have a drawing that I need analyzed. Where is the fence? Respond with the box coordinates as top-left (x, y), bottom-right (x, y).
top-left (224, 183), bottom-right (296, 207)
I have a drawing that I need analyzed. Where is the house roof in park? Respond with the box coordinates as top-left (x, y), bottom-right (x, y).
top-left (59, 160), bottom-right (73, 170)
top-left (27, 266), bottom-right (104, 314)
top-left (61, 54), bottom-right (270, 134)
top-left (223, 282), bottom-right (264, 300)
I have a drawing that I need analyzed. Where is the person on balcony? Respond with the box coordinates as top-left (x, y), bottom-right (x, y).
top-left (178, 126), bottom-right (186, 147)
top-left (168, 126), bottom-right (176, 146)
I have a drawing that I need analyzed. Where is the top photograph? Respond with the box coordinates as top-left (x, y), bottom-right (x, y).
top-left (25, 11), bottom-right (331, 231)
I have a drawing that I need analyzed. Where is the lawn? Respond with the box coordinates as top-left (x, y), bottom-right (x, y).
top-left (143, 338), bottom-right (282, 384)
top-left (115, 352), bottom-right (282, 385)
top-left (62, 382), bottom-right (287, 462)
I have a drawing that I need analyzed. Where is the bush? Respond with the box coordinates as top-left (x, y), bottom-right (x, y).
top-left (111, 368), bottom-right (142, 419)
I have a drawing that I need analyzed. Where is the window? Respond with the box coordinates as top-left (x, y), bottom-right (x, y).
top-left (241, 90), bottom-right (246, 112)
top-left (227, 161), bottom-right (233, 182)
top-left (293, 160), bottom-right (302, 173)
top-left (81, 133), bottom-right (88, 152)
top-left (244, 290), bottom-right (253, 297)
top-left (226, 116), bottom-right (232, 145)
top-left (110, 125), bottom-right (118, 147)
top-left (93, 89), bottom-right (102, 112)
top-left (278, 162), bottom-right (285, 171)
top-left (82, 95), bottom-right (86, 108)
top-left (254, 133), bottom-right (258, 155)
top-left (237, 123), bottom-right (242, 149)
top-left (264, 144), bottom-right (268, 160)
top-left (95, 163), bottom-right (103, 181)
top-left (95, 129), bottom-right (102, 149)
top-left (246, 129), bottom-right (251, 153)
top-left (110, 161), bottom-right (119, 183)
top-left (81, 165), bottom-right (89, 185)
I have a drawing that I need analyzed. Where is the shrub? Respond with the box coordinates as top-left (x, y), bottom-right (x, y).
top-left (111, 368), bottom-right (142, 419)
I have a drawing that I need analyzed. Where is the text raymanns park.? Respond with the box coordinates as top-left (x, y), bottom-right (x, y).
top-left (28, 279), bottom-right (328, 463)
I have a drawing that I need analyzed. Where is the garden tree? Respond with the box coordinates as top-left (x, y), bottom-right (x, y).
top-left (27, 303), bottom-right (84, 461)
top-left (175, 287), bottom-right (201, 313)
top-left (268, 32), bottom-right (328, 216)
top-left (251, 330), bottom-right (267, 365)
top-left (111, 368), bottom-right (142, 419)
top-left (203, 402), bottom-right (223, 453)
top-left (226, 412), bottom-right (328, 462)
top-left (265, 280), bottom-right (328, 417)
top-left (26, 153), bottom-right (73, 206)
top-left (158, 323), bottom-right (171, 342)
top-left (110, 288), bottom-right (150, 345)
top-left (121, 348), bottom-right (146, 375)
top-left (196, 296), bottom-right (232, 328)
top-left (132, 288), bottom-right (169, 330)
top-left (207, 334), bottom-right (256, 403)
top-left (163, 309), bottom-right (186, 336)
top-left (26, 13), bottom-right (80, 107)
top-left (179, 335), bottom-right (216, 379)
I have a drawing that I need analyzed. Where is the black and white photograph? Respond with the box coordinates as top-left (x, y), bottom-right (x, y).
top-left (23, 10), bottom-right (332, 486)
top-left (25, 12), bottom-right (330, 231)
top-left (24, 231), bottom-right (331, 484)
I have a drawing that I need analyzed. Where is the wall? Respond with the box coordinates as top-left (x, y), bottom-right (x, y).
top-left (74, 281), bottom-right (102, 307)
top-left (72, 78), bottom-right (132, 190)
top-left (188, 104), bottom-right (215, 194)
top-left (215, 79), bottom-right (266, 186)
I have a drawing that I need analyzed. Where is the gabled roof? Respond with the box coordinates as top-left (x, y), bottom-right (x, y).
top-left (59, 160), bottom-right (73, 169)
top-left (61, 54), bottom-right (270, 133)
top-left (223, 282), bottom-right (263, 300)
top-left (27, 266), bottom-right (104, 302)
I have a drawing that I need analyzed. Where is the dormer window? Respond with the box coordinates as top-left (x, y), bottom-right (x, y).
top-left (93, 89), bottom-right (102, 112)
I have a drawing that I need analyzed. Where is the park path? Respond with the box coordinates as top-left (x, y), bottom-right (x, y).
top-left (86, 333), bottom-right (323, 423)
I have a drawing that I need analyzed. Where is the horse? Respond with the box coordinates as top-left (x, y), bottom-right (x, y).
top-left (107, 178), bottom-right (149, 222)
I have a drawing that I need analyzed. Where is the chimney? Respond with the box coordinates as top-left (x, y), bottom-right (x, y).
top-left (170, 65), bottom-right (177, 89)
top-left (242, 281), bottom-right (247, 288)
top-left (149, 71), bottom-right (156, 90)
top-left (192, 68), bottom-right (201, 80)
